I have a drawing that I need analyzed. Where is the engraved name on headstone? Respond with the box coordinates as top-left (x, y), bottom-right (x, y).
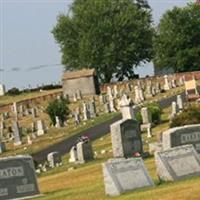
top-left (162, 124), bottom-right (200, 153)
top-left (0, 155), bottom-right (40, 200)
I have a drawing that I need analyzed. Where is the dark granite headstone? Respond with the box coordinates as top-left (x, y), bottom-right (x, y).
top-left (0, 155), bottom-right (40, 200)
top-left (162, 124), bottom-right (200, 153)
top-left (110, 119), bottom-right (143, 158)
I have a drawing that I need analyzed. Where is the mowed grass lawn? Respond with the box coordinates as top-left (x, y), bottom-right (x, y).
top-left (34, 122), bottom-right (200, 200)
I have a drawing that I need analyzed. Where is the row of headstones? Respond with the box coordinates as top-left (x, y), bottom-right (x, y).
top-left (105, 75), bottom-right (185, 105)
top-left (103, 144), bottom-right (200, 196)
top-left (0, 119), bottom-right (47, 150)
top-left (103, 115), bottom-right (200, 196)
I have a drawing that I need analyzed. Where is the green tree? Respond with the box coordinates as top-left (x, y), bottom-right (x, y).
top-left (154, 3), bottom-right (200, 72)
top-left (52, 0), bottom-right (153, 82)
top-left (46, 98), bottom-right (70, 126)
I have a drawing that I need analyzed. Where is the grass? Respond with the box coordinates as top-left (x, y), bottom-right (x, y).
top-left (30, 108), bottom-right (200, 200)
top-left (1, 112), bottom-right (119, 157)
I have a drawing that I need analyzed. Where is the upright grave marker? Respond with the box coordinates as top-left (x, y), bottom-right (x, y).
top-left (155, 145), bottom-right (200, 181)
top-left (102, 158), bottom-right (154, 196)
top-left (0, 155), bottom-right (40, 200)
top-left (110, 119), bottom-right (143, 158)
top-left (162, 124), bottom-right (200, 153)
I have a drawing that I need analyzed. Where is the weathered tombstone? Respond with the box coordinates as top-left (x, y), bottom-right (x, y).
top-left (141, 107), bottom-right (152, 124)
top-left (164, 75), bottom-right (170, 91)
top-left (119, 94), bottom-right (135, 120)
top-left (0, 84), bottom-right (5, 96)
top-left (12, 102), bottom-right (18, 118)
top-left (109, 97), bottom-right (116, 112)
top-left (88, 101), bottom-right (96, 118)
top-left (134, 86), bottom-right (141, 104)
top-left (104, 103), bottom-right (111, 113)
top-left (155, 82), bottom-right (161, 94)
top-left (146, 84), bottom-right (153, 98)
top-left (155, 145), bottom-right (200, 181)
top-left (162, 124), bottom-right (200, 153)
top-left (113, 85), bottom-right (118, 98)
top-left (47, 152), bottom-right (62, 168)
top-left (76, 141), bottom-right (94, 163)
top-left (27, 135), bottom-right (32, 145)
top-left (171, 79), bottom-right (177, 88)
top-left (83, 102), bottom-right (90, 121)
top-left (73, 93), bottom-right (77, 102)
top-left (110, 119), bottom-right (143, 158)
top-left (18, 105), bottom-right (25, 117)
top-left (74, 112), bottom-right (81, 125)
top-left (147, 123), bottom-right (152, 138)
top-left (31, 108), bottom-right (37, 118)
top-left (36, 120), bottom-right (45, 136)
top-left (0, 155), bottom-right (40, 200)
top-left (55, 116), bottom-right (62, 128)
top-left (139, 87), bottom-right (145, 102)
top-left (107, 86), bottom-right (113, 99)
top-left (102, 158), bottom-right (154, 196)
top-left (170, 101), bottom-right (178, 119)
top-left (177, 95), bottom-right (183, 111)
top-left (12, 121), bottom-right (22, 146)
top-left (69, 146), bottom-right (78, 163)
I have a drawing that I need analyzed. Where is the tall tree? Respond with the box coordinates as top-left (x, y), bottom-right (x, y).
top-left (52, 0), bottom-right (153, 83)
top-left (154, 3), bottom-right (200, 73)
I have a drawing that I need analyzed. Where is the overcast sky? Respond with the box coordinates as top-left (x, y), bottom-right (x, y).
top-left (0, 0), bottom-right (195, 90)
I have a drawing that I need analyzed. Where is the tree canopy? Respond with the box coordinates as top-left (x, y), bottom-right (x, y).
top-left (154, 3), bottom-right (200, 73)
top-left (52, 0), bottom-right (153, 83)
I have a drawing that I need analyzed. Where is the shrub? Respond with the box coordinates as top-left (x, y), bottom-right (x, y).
top-left (170, 104), bottom-right (200, 128)
top-left (46, 98), bottom-right (70, 126)
top-left (7, 87), bottom-right (21, 96)
top-left (136, 103), bottom-right (162, 124)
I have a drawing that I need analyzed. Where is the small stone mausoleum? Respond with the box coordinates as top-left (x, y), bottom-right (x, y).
top-left (62, 69), bottom-right (100, 97)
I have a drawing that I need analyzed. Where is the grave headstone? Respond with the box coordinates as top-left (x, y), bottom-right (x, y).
top-left (31, 108), bottom-right (37, 118)
top-left (177, 95), bottom-right (183, 111)
top-left (162, 124), bottom-right (200, 153)
top-left (55, 116), bottom-right (62, 128)
top-left (36, 120), bottom-right (45, 136)
top-left (76, 140), bottom-right (94, 163)
top-left (155, 145), bottom-right (200, 181)
top-left (69, 146), bottom-right (78, 163)
top-left (0, 155), bottom-right (40, 200)
top-left (110, 119), bottom-right (143, 158)
top-left (88, 101), bottom-right (96, 118)
top-left (170, 101), bottom-right (178, 119)
top-left (47, 152), bottom-right (62, 168)
top-left (119, 94), bottom-right (135, 120)
top-left (12, 121), bottom-right (22, 146)
top-left (83, 102), bottom-right (90, 120)
top-left (141, 107), bottom-right (152, 124)
top-left (164, 75), bottom-right (170, 91)
top-left (102, 158), bottom-right (154, 196)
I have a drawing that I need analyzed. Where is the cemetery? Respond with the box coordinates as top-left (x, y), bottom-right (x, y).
top-left (0, 71), bottom-right (200, 200)
top-left (1, 1), bottom-right (200, 199)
